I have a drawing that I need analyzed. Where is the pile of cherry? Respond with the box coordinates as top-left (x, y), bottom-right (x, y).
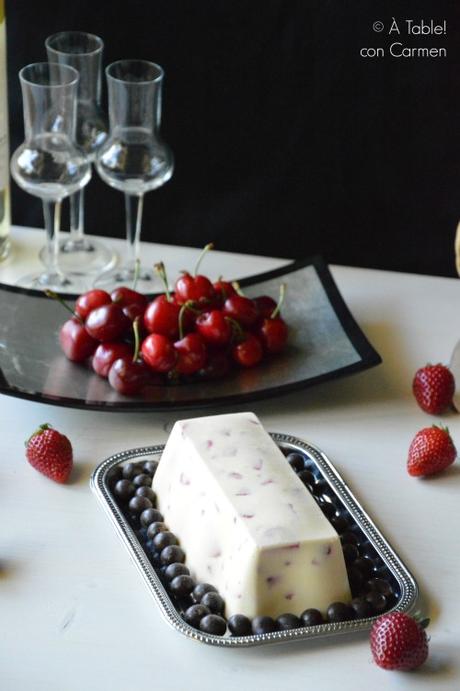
top-left (53, 251), bottom-right (289, 396)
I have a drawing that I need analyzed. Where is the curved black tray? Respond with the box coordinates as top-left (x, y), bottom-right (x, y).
top-left (0, 257), bottom-right (381, 411)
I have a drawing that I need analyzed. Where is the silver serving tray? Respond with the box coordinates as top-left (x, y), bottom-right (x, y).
top-left (90, 434), bottom-right (419, 647)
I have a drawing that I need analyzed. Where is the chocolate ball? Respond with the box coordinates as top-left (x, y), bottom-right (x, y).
top-left (184, 604), bottom-right (210, 628)
top-left (300, 608), bottom-right (323, 627)
top-left (276, 613), bottom-right (301, 630)
top-left (252, 616), bottom-right (277, 635)
top-left (227, 614), bottom-right (252, 636)
top-left (199, 614), bottom-right (227, 636)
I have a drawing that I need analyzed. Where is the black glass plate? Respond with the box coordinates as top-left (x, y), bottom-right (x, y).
top-left (0, 257), bottom-right (381, 411)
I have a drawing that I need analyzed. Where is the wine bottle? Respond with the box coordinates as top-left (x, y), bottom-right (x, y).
top-left (0, 0), bottom-right (10, 260)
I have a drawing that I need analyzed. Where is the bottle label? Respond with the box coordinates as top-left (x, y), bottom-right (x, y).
top-left (0, 10), bottom-right (8, 191)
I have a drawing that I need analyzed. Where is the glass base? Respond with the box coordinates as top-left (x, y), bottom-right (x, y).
top-left (39, 235), bottom-right (118, 275)
top-left (93, 264), bottom-right (160, 294)
top-left (16, 270), bottom-right (74, 292)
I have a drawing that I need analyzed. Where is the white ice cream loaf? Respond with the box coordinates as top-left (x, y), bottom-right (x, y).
top-left (153, 412), bottom-right (351, 618)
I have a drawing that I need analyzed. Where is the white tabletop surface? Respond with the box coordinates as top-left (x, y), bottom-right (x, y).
top-left (1, 226), bottom-right (459, 690)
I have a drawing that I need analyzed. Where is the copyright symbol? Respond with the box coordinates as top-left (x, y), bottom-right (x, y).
top-left (373, 21), bottom-right (384, 32)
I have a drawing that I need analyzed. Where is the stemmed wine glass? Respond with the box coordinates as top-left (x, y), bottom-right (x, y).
top-left (94, 59), bottom-right (174, 291)
top-left (10, 62), bottom-right (91, 289)
top-left (40, 31), bottom-right (117, 279)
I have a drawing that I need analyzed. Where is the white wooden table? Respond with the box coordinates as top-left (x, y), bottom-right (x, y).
top-left (1, 226), bottom-right (459, 690)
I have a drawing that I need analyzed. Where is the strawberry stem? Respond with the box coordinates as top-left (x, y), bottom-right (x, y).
top-left (270, 283), bottom-right (287, 319)
top-left (194, 243), bottom-right (214, 276)
top-left (155, 262), bottom-right (172, 302)
top-left (45, 290), bottom-right (82, 324)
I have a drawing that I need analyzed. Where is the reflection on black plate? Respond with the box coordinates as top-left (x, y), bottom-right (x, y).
top-left (0, 257), bottom-right (381, 411)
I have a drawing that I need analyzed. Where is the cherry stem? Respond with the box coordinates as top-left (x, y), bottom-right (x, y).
top-left (225, 316), bottom-right (245, 343)
top-left (194, 242), bottom-right (214, 276)
top-left (270, 283), bottom-right (287, 319)
top-left (155, 262), bottom-right (171, 302)
top-left (178, 300), bottom-right (198, 340)
top-left (45, 290), bottom-right (82, 324)
top-left (132, 317), bottom-right (141, 363)
top-left (132, 259), bottom-right (141, 292)
top-left (231, 281), bottom-right (245, 297)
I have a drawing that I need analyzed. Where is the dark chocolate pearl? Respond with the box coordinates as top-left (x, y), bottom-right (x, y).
top-left (142, 461), bottom-right (158, 476)
top-left (135, 486), bottom-right (156, 503)
top-left (331, 516), bottom-right (348, 533)
top-left (313, 479), bottom-right (329, 496)
top-left (365, 591), bottom-right (388, 614)
top-left (165, 562), bottom-right (190, 580)
top-left (132, 473), bottom-right (152, 488)
top-left (297, 469), bottom-right (315, 487)
top-left (227, 614), bottom-right (252, 636)
top-left (286, 452), bottom-right (304, 472)
top-left (366, 578), bottom-right (393, 597)
top-left (342, 543), bottom-right (359, 564)
top-left (122, 462), bottom-right (144, 479)
top-left (199, 614), bottom-right (227, 636)
top-left (201, 591), bottom-right (225, 615)
top-left (146, 521), bottom-right (168, 539)
top-left (184, 604), bottom-right (210, 628)
top-left (340, 531), bottom-right (360, 546)
top-left (160, 545), bottom-right (185, 565)
top-left (192, 583), bottom-right (218, 603)
top-left (353, 556), bottom-right (375, 578)
top-left (276, 613), bottom-right (301, 630)
top-left (326, 602), bottom-right (355, 623)
top-left (350, 597), bottom-right (373, 618)
top-left (170, 575), bottom-right (195, 597)
top-left (320, 501), bottom-right (336, 519)
top-left (107, 466), bottom-right (123, 486)
top-left (153, 531), bottom-right (178, 551)
top-left (128, 495), bottom-right (153, 514)
top-left (113, 479), bottom-right (136, 500)
top-left (140, 508), bottom-right (163, 527)
top-left (252, 616), bottom-right (277, 635)
top-left (347, 566), bottom-right (365, 596)
top-left (300, 608), bottom-right (324, 626)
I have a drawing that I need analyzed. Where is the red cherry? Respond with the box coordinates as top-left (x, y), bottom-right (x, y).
top-left (195, 310), bottom-right (232, 347)
top-left (122, 302), bottom-right (146, 325)
top-left (259, 317), bottom-right (288, 354)
top-left (110, 286), bottom-right (147, 309)
top-left (92, 342), bottom-right (133, 378)
top-left (141, 333), bottom-right (177, 373)
top-left (85, 303), bottom-right (131, 342)
top-left (75, 289), bottom-right (111, 320)
top-left (213, 279), bottom-right (236, 305)
top-left (223, 295), bottom-right (259, 328)
top-left (174, 273), bottom-right (215, 304)
top-left (253, 295), bottom-right (277, 320)
top-left (232, 333), bottom-right (263, 368)
top-left (144, 295), bottom-right (181, 339)
top-left (108, 357), bottom-right (152, 396)
top-left (59, 318), bottom-right (98, 362)
top-left (174, 333), bottom-right (207, 375)
top-left (197, 350), bottom-right (231, 380)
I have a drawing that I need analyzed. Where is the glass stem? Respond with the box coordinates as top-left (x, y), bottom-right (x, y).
top-left (124, 193), bottom-right (144, 271)
top-left (42, 200), bottom-right (62, 277)
top-left (69, 188), bottom-right (85, 242)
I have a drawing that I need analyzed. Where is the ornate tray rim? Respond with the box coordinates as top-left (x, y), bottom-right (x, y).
top-left (90, 433), bottom-right (419, 647)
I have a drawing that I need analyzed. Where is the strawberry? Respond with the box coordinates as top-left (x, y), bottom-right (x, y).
top-left (412, 364), bottom-right (455, 414)
top-left (370, 612), bottom-right (429, 671)
top-left (407, 425), bottom-right (456, 477)
top-left (25, 423), bottom-right (73, 483)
